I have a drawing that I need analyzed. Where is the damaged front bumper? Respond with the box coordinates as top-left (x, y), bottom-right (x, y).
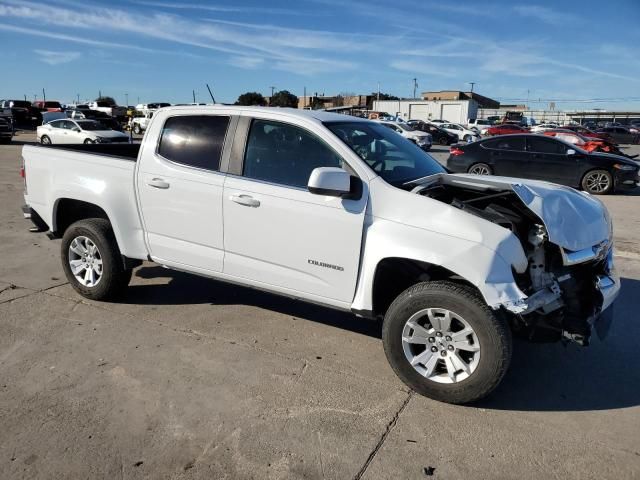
top-left (503, 244), bottom-right (620, 345)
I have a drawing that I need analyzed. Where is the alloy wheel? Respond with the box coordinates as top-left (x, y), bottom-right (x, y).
top-left (68, 236), bottom-right (103, 287)
top-left (585, 171), bottom-right (611, 193)
top-left (469, 164), bottom-right (490, 175)
top-left (401, 308), bottom-right (480, 384)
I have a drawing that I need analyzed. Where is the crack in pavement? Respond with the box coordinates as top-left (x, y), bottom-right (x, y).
top-left (353, 391), bottom-right (413, 480)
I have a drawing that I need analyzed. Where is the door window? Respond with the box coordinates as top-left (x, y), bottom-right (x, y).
top-left (49, 120), bottom-right (64, 129)
top-left (527, 137), bottom-right (566, 154)
top-left (158, 115), bottom-right (230, 171)
top-left (243, 119), bottom-right (344, 188)
top-left (483, 137), bottom-right (525, 151)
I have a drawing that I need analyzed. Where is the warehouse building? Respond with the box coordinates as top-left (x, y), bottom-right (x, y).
top-left (372, 91), bottom-right (500, 124)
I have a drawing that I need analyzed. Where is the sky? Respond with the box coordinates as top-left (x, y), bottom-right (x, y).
top-left (1, 0), bottom-right (639, 110)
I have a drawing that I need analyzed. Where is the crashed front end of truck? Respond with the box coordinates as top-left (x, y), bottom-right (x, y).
top-left (413, 174), bottom-right (620, 346)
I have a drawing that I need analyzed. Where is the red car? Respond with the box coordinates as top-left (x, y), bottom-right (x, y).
top-left (486, 123), bottom-right (529, 136)
top-left (560, 125), bottom-right (614, 143)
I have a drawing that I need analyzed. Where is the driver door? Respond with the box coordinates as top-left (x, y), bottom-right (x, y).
top-left (222, 117), bottom-right (367, 303)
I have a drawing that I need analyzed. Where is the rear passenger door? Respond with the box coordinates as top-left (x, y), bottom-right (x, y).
top-left (137, 114), bottom-right (233, 273)
top-left (222, 117), bottom-right (367, 304)
top-left (480, 137), bottom-right (527, 177)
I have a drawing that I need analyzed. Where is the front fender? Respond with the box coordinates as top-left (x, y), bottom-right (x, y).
top-left (351, 216), bottom-right (528, 313)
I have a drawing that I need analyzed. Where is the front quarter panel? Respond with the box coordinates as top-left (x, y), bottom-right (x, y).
top-left (351, 178), bottom-right (529, 313)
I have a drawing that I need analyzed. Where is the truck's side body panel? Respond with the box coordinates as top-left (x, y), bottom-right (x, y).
top-left (22, 145), bottom-right (148, 259)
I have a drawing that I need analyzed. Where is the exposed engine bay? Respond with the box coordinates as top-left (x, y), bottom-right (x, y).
top-left (410, 175), bottom-right (615, 346)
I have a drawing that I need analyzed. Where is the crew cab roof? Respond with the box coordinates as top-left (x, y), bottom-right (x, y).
top-left (158, 105), bottom-right (369, 124)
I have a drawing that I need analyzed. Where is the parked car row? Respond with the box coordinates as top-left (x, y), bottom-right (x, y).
top-left (36, 118), bottom-right (130, 145)
top-left (446, 133), bottom-right (638, 195)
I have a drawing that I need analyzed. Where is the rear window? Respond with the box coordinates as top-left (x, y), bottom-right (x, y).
top-left (45, 101), bottom-right (61, 108)
top-left (158, 115), bottom-right (230, 171)
top-left (483, 137), bottom-right (525, 151)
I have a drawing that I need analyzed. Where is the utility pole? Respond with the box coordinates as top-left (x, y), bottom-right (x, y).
top-left (270, 86), bottom-right (276, 97)
top-left (377, 82), bottom-right (380, 102)
top-left (24, 94), bottom-right (27, 101)
top-left (98, 90), bottom-right (101, 99)
top-left (42, 88), bottom-right (46, 101)
top-left (526, 89), bottom-right (530, 110)
top-left (192, 90), bottom-right (196, 103)
top-left (412, 78), bottom-right (418, 99)
top-left (303, 86), bottom-right (306, 108)
top-left (469, 82), bottom-right (475, 93)
top-left (77, 93), bottom-right (80, 104)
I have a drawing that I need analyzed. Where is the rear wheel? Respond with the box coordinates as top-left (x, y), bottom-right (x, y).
top-left (382, 281), bottom-right (512, 404)
top-left (581, 169), bottom-right (613, 195)
top-left (463, 134), bottom-right (472, 142)
top-left (40, 135), bottom-right (51, 145)
top-left (468, 163), bottom-right (492, 175)
top-left (439, 136), bottom-right (448, 146)
top-left (61, 219), bottom-right (132, 300)
top-left (133, 124), bottom-right (142, 134)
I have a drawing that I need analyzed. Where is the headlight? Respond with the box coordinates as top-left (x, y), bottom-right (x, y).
top-left (613, 164), bottom-right (636, 171)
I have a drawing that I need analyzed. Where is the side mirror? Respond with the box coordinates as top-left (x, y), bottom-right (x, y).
top-left (567, 149), bottom-right (576, 156)
top-left (308, 167), bottom-right (359, 198)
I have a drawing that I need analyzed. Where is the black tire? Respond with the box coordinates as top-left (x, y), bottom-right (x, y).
top-left (382, 281), bottom-right (512, 404)
top-left (84, 138), bottom-right (94, 144)
top-left (463, 134), bottom-right (471, 142)
top-left (581, 169), bottom-right (613, 195)
top-left (40, 135), bottom-right (51, 145)
top-left (133, 124), bottom-right (142, 134)
top-left (61, 218), bottom-right (132, 300)
top-left (467, 162), bottom-right (492, 175)
top-left (438, 136), bottom-right (448, 146)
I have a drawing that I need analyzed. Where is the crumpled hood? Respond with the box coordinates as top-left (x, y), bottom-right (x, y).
top-left (445, 174), bottom-right (610, 251)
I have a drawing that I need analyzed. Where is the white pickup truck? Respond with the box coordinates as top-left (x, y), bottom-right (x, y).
top-left (21, 106), bottom-right (619, 404)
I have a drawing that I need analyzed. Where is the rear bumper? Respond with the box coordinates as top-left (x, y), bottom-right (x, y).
top-left (22, 204), bottom-right (48, 232)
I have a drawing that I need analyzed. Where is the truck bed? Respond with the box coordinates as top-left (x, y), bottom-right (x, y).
top-left (38, 142), bottom-right (141, 161)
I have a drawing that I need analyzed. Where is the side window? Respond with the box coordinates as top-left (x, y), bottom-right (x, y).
top-left (527, 137), bottom-right (566, 154)
top-left (483, 138), bottom-right (525, 151)
top-left (49, 120), bottom-right (63, 129)
top-left (158, 115), bottom-right (229, 171)
top-left (243, 119), bottom-right (344, 188)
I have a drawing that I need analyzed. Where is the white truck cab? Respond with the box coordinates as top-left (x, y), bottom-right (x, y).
top-left (21, 106), bottom-right (619, 404)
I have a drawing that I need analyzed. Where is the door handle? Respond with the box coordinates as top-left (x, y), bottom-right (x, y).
top-left (147, 178), bottom-right (170, 189)
top-left (230, 194), bottom-right (260, 208)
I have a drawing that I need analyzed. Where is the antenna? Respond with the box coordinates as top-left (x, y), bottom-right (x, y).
top-left (206, 84), bottom-right (216, 103)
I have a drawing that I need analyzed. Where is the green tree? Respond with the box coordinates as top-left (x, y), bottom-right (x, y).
top-left (269, 90), bottom-right (298, 108)
top-left (95, 96), bottom-right (117, 105)
top-left (235, 92), bottom-right (267, 106)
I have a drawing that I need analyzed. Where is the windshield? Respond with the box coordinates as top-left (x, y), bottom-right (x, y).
top-left (77, 121), bottom-right (108, 131)
top-left (44, 101), bottom-right (61, 108)
top-left (396, 123), bottom-right (414, 132)
top-left (325, 121), bottom-right (446, 186)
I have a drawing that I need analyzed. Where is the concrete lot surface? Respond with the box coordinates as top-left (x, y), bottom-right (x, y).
top-left (1, 131), bottom-right (639, 479)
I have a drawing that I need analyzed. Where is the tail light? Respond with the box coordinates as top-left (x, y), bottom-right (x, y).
top-left (450, 147), bottom-right (465, 156)
top-left (20, 157), bottom-right (27, 194)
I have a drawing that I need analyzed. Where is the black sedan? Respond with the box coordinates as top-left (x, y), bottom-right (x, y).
top-left (596, 126), bottom-right (640, 145)
top-left (407, 120), bottom-right (457, 145)
top-left (446, 134), bottom-right (639, 195)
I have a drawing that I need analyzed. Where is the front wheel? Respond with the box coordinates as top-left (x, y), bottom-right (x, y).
top-left (463, 134), bottom-right (472, 142)
top-left (133, 124), bottom-right (142, 134)
top-left (40, 135), bottom-right (51, 145)
top-left (61, 219), bottom-right (132, 300)
top-left (84, 138), bottom-right (94, 144)
top-left (382, 281), bottom-right (512, 404)
top-left (438, 136), bottom-right (449, 146)
top-left (581, 169), bottom-right (613, 195)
